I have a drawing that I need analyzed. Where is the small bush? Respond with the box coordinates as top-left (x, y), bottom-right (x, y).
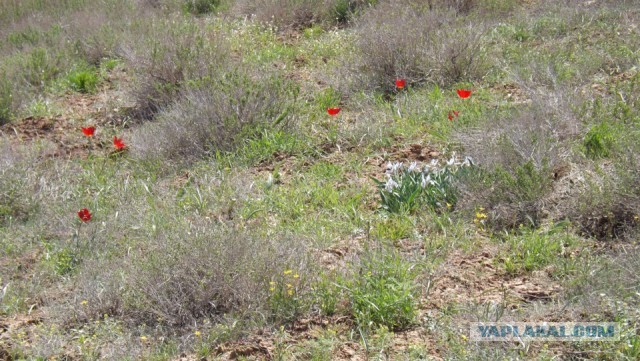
top-left (457, 93), bottom-right (579, 230)
top-left (233, 0), bottom-right (376, 30)
top-left (129, 78), bottom-right (181, 121)
top-left (332, 0), bottom-right (377, 24)
top-left (233, 0), bottom-right (320, 30)
top-left (121, 18), bottom-right (229, 120)
top-left (72, 228), bottom-right (312, 328)
top-left (0, 150), bottom-right (38, 226)
top-left (569, 157), bottom-right (639, 241)
top-left (22, 47), bottom-right (61, 87)
top-left (579, 97), bottom-right (628, 160)
top-left (461, 91), bottom-right (578, 169)
top-left (347, 250), bottom-right (419, 332)
top-left (67, 9), bottom-right (114, 66)
top-left (51, 246), bottom-right (79, 276)
top-left (583, 122), bottom-right (615, 159)
top-left (575, 202), bottom-right (638, 241)
top-left (183, 0), bottom-right (220, 15)
top-left (350, 1), bottom-right (487, 93)
top-left (569, 250), bottom-right (640, 317)
top-left (564, 81), bottom-right (640, 241)
top-left (492, 160), bottom-right (551, 205)
top-left (132, 71), bottom-right (295, 162)
top-left (468, 160), bottom-right (552, 231)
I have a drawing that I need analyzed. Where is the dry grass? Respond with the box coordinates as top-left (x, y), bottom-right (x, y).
top-left (119, 17), bottom-right (230, 121)
top-left (459, 88), bottom-right (579, 171)
top-left (0, 0), bottom-right (139, 120)
top-left (67, 226), bottom-right (313, 328)
top-left (1, 0), bottom-right (640, 359)
top-left (569, 248), bottom-right (640, 314)
top-left (348, 0), bottom-right (488, 93)
top-left (131, 71), bottom-right (294, 162)
top-left (0, 140), bottom-right (39, 226)
top-left (456, 89), bottom-right (580, 230)
top-left (232, 0), bottom-right (376, 30)
top-left (565, 138), bottom-right (640, 241)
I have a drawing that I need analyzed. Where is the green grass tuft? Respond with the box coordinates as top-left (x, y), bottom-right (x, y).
top-left (347, 249), bottom-right (419, 332)
top-left (66, 67), bottom-right (99, 93)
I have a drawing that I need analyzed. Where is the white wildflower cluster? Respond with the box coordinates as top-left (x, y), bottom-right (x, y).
top-left (385, 161), bottom-right (405, 175)
top-left (384, 153), bottom-right (474, 190)
top-left (384, 177), bottom-right (399, 192)
top-left (375, 153), bottom-right (474, 212)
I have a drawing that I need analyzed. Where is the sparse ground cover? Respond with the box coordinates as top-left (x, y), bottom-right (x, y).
top-left (0, 0), bottom-right (639, 359)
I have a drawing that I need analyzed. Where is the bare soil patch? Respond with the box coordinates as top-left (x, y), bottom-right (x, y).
top-left (384, 143), bottom-right (441, 164)
top-left (425, 247), bottom-right (561, 310)
top-left (0, 69), bottom-right (129, 159)
top-left (490, 83), bottom-right (530, 105)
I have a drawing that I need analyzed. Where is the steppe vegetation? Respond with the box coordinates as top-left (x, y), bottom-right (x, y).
top-left (0, 0), bottom-right (639, 359)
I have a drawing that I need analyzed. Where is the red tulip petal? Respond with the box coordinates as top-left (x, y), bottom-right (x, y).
top-left (77, 208), bottom-right (92, 222)
top-left (81, 126), bottom-right (96, 137)
top-left (327, 107), bottom-right (341, 116)
top-left (456, 89), bottom-right (472, 99)
top-left (113, 136), bottom-right (126, 150)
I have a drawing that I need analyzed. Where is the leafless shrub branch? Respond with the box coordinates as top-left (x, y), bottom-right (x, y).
top-left (131, 71), bottom-right (292, 162)
top-left (348, 0), bottom-right (488, 93)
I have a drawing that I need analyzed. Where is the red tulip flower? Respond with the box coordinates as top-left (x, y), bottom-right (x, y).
top-left (81, 126), bottom-right (96, 137)
top-left (327, 107), bottom-right (341, 116)
top-left (456, 89), bottom-right (472, 99)
top-left (113, 136), bottom-right (126, 150)
top-left (395, 79), bottom-right (406, 89)
top-left (448, 110), bottom-right (460, 121)
top-left (77, 208), bottom-right (92, 222)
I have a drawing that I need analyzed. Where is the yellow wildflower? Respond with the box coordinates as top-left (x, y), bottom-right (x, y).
top-left (293, 274), bottom-right (299, 279)
top-left (81, 300), bottom-right (88, 305)
top-left (284, 269), bottom-right (293, 275)
top-left (287, 289), bottom-right (294, 296)
top-left (194, 330), bottom-right (201, 337)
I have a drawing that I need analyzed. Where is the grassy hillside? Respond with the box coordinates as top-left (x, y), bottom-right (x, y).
top-left (0, 0), bottom-right (639, 359)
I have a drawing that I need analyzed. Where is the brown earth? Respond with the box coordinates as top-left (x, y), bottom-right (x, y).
top-left (0, 68), bottom-right (130, 159)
